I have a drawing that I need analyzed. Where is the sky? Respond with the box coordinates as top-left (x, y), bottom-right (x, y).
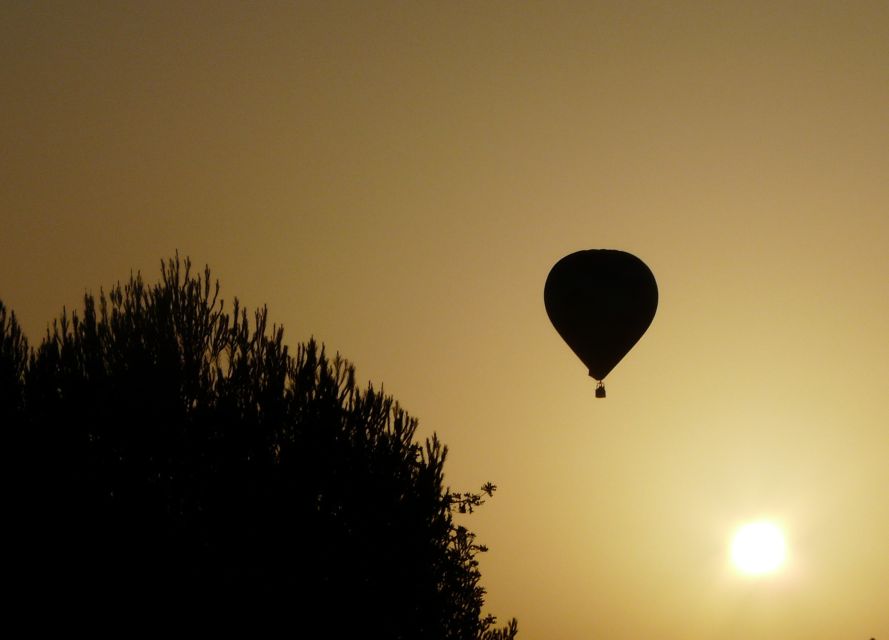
top-left (2, 1), bottom-right (888, 637)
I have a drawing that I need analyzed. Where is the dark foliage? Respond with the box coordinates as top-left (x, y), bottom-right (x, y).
top-left (0, 301), bottom-right (28, 425)
top-left (5, 255), bottom-right (516, 638)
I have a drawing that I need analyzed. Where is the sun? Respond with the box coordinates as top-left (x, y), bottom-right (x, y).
top-left (730, 521), bottom-right (786, 575)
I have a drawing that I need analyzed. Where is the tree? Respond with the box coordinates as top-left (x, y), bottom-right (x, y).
top-left (7, 255), bottom-right (517, 638)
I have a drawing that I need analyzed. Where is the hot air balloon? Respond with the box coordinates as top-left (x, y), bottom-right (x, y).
top-left (544, 249), bottom-right (657, 397)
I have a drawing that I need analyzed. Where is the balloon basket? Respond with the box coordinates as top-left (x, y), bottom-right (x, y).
top-left (595, 381), bottom-right (606, 398)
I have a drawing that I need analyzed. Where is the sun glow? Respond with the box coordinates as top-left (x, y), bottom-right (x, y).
top-left (731, 521), bottom-right (786, 575)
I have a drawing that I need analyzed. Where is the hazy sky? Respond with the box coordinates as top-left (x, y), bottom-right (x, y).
top-left (3, 2), bottom-right (888, 637)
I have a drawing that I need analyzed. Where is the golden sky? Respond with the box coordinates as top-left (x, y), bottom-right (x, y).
top-left (3, 2), bottom-right (888, 637)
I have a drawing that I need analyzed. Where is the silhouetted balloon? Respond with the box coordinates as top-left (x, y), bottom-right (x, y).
top-left (544, 249), bottom-right (657, 396)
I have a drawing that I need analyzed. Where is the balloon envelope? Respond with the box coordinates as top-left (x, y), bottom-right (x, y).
top-left (544, 249), bottom-right (657, 382)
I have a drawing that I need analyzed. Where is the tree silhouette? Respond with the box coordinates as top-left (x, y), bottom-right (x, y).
top-left (6, 255), bottom-right (517, 638)
top-left (0, 300), bottom-right (28, 429)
